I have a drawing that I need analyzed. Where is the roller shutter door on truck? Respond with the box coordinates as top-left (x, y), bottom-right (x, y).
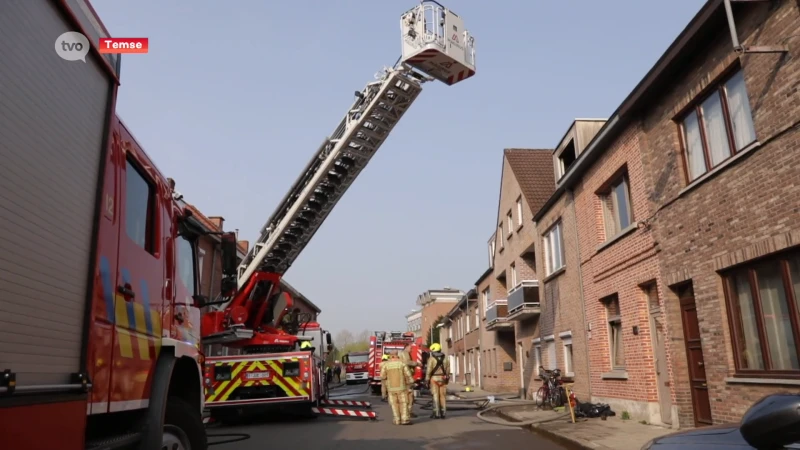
top-left (0, 1), bottom-right (115, 387)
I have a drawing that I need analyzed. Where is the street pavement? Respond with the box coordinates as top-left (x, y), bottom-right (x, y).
top-left (206, 383), bottom-right (571, 449)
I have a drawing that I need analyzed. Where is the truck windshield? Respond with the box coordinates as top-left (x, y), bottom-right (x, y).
top-left (347, 354), bottom-right (369, 363)
top-left (177, 235), bottom-right (197, 295)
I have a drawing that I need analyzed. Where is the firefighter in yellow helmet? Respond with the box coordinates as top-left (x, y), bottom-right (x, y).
top-left (380, 351), bottom-right (414, 425)
top-left (398, 344), bottom-right (420, 419)
top-left (300, 340), bottom-right (315, 354)
top-left (380, 354), bottom-right (390, 401)
top-left (425, 343), bottom-right (450, 419)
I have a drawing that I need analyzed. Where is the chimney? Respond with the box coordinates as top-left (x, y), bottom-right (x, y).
top-left (238, 240), bottom-right (249, 252)
top-left (208, 216), bottom-right (225, 230)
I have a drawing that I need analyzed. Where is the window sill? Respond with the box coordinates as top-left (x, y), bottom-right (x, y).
top-left (601, 371), bottom-right (629, 380)
top-left (596, 222), bottom-right (639, 253)
top-left (564, 373), bottom-right (575, 380)
top-left (725, 377), bottom-right (800, 386)
top-left (543, 267), bottom-right (566, 283)
top-left (517, 223), bottom-right (524, 232)
top-left (680, 141), bottom-right (761, 197)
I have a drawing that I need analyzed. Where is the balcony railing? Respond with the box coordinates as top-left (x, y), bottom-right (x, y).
top-left (507, 280), bottom-right (541, 321)
top-left (485, 300), bottom-right (513, 331)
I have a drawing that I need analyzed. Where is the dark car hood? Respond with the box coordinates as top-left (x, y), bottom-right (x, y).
top-left (650, 424), bottom-right (754, 449)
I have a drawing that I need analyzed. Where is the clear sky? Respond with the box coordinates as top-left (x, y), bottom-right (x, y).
top-left (92, 0), bottom-right (706, 336)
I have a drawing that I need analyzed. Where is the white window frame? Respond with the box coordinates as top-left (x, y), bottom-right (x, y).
top-left (448, 324), bottom-right (453, 340)
top-left (482, 287), bottom-right (490, 313)
top-left (474, 306), bottom-right (479, 330)
top-left (533, 342), bottom-right (542, 376)
top-left (510, 263), bottom-right (517, 288)
top-left (507, 211), bottom-right (513, 235)
top-left (197, 247), bottom-right (206, 283)
top-left (544, 221), bottom-right (565, 276)
top-left (560, 331), bottom-right (574, 377)
top-left (516, 196), bottom-right (523, 227)
top-left (499, 224), bottom-right (505, 248)
top-left (601, 174), bottom-right (634, 240)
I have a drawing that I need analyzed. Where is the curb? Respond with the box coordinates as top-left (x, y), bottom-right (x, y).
top-left (526, 422), bottom-right (614, 450)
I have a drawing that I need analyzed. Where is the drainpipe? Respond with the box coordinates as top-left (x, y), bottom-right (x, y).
top-left (568, 189), bottom-right (592, 399)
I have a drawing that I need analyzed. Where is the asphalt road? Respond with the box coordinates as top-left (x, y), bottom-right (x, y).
top-left (206, 383), bottom-right (570, 449)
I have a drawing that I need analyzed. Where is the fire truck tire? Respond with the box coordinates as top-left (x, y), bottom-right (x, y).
top-left (164, 396), bottom-right (207, 450)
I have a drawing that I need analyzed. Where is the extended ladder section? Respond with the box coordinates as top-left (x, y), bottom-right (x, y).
top-left (235, 65), bottom-right (431, 289)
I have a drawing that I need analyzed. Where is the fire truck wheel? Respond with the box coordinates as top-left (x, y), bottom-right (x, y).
top-left (164, 396), bottom-right (207, 450)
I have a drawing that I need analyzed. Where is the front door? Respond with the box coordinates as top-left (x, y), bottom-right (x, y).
top-left (645, 283), bottom-right (672, 425)
top-left (678, 283), bottom-right (713, 427)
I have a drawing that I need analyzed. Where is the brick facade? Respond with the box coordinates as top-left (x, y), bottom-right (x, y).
top-left (572, 122), bottom-right (677, 425)
top-left (636, 0), bottom-right (800, 427)
top-left (534, 193), bottom-right (591, 401)
top-left (444, 292), bottom-right (481, 386)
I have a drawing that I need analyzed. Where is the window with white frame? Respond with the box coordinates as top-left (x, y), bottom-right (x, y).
top-left (545, 338), bottom-right (557, 370)
top-left (499, 224), bottom-right (504, 248)
top-left (604, 295), bottom-right (626, 370)
top-left (197, 247), bottom-right (206, 283)
top-left (507, 211), bottom-right (513, 235)
top-left (474, 306), bottom-right (479, 329)
top-left (516, 196), bottom-right (523, 227)
top-left (562, 334), bottom-right (574, 377)
top-left (534, 343), bottom-right (542, 375)
top-left (510, 263), bottom-right (517, 288)
top-left (544, 221), bottom-right (565, 276)
top-left (482, 287), bottom-right (490, 313)
top-left (448, 324), bottom-right (453, 341)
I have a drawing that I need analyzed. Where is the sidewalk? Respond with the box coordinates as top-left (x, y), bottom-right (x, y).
top-left (448, 382), bottom-right (672, 450)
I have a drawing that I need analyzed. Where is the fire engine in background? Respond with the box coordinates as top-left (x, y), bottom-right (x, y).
top-left (197, 0), bottom-right (476, 421)
top-left (342, 351), bottom-right (370, 384)
top-left (0, 2), bottom-right (208, 449)
top-left (367, 332), bottom-right (430, 395)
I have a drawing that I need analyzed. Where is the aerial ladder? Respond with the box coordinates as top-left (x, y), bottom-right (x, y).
top-left (201, 0), bottom-right (476, 356)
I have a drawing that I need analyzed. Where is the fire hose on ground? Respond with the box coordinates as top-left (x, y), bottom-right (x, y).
top-left (412, 391), bottom-right (570, 427)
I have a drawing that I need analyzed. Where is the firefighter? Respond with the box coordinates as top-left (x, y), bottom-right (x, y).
top-left (380, 352), bottom-right (413, 425)
top-left (300, 340), bottom-right (315, 354)
top-left (399, 344), bottom-right (420, 419)
top-left (425, 343), bottom-right (450, 419)
top-left (380, 354), bottom-right (390, 402)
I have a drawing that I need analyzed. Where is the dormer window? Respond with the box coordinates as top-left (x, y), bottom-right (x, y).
top-left (555, 139), bottom-right (577, 180)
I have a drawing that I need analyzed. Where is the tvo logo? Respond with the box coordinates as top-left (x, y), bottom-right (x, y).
top-left (55, 31), bottom-right (90, 62)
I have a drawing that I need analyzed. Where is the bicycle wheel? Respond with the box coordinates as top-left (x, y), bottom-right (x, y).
top-left (548, 386), bottom-right (564, 408)
top-left (535, 386), bottom-right (547, 407)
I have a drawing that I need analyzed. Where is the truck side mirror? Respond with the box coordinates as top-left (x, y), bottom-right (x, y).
top-left (220, 232), bottom-right (238, 277)
top-left (326, 332), bottom-right (332, 345)
top-left (740, 393), bottom-right (800, 449)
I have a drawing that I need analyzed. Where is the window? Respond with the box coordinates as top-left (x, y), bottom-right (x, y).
top-left (534, 343), bottom-right (542, 375)
top-left (125, 158), bottom-right (155, 253)
top-left (507, 211), bottom-right (513, 235)
top-left (600, 173), bottom-right (633, 239)
top-left (177, 235), bottom-right (197, 295)
top-left (449, 325), bottom-right (453, 341)
top-left (474, 306), bottom-right (479, 329)
top-left (725, 251), bottom-right (800, 375)
top-left (545, 339), bottom-right (557, 370)
top-left (680, 69), bottom-right (757, 182)
top-left (604, 295), bottom-right (626, 370)
top-left (562, 336), bottom-right (574, 377)
top-left (499, 225), bottom-right (504, 248)
top-left (516, 196), bottom-right (523, 227)
top-left (510, 263), bottom-right (517, 288)
top-left (197, 247), bottom-right (206, 283)
top-left (556, 140), bottom-right (577, 180)
top-left (544, 221), bottom-right (565, 276)
top-left (482, 287), bottom-right (490, 313)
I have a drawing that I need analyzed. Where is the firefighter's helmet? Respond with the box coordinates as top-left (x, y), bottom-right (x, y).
top-left (381, 354), bottom-right (390, 361)
top-left (300, 341), bottom-right (313, 350)
top-left (430, 343), bottom-right (441, 352)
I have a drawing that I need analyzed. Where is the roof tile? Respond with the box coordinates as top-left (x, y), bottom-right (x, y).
top-left (503, 148), bottom-right (555, 213)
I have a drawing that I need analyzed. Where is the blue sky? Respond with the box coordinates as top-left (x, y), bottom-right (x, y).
top-left (92, 0), bottom-right (706, 336)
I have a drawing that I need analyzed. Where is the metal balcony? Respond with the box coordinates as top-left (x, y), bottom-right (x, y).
top-left (485, 300), bottom-right (513, 331)
top-left (507, 280), bottom-right (541, 321)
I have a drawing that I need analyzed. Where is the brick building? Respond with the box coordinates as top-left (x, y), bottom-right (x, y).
top-left (545, 116), bottom-right (677, 425)
top-left (632, 0), bottom-right (800, 427)
top-left (416, 288), bottom-right (462, 343)
top-left (444, 290), bottom-right (480, 386)
top-left (184, 204), bottom-right (321, 357)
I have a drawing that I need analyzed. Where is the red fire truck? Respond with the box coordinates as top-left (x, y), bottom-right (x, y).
top-left (0, 2), bottom-right (208, 449)
top-left (196, 0), bottom-right (476, 421)
top-left (342, 351), bottom-right (370, 384)
top-left (367, 332), bottom-right (429, 394)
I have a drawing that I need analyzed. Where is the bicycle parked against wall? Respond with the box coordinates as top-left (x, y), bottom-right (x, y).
top-left (535, 366), bottom-right (565, 409)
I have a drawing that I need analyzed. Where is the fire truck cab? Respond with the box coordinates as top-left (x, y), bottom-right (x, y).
top-left (342, 351), bottom-right (370, 385)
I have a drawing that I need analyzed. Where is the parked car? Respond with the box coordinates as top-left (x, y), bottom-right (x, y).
top-left (642, 393), bottom-right (800, 449)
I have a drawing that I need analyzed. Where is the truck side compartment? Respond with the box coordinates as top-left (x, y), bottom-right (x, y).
top-left (0, 0), bottom-right (115, 391)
